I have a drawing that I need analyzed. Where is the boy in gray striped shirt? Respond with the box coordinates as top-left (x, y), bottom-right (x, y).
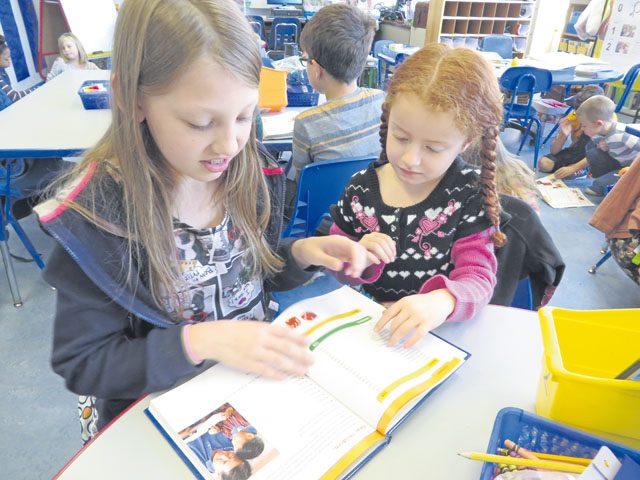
top-left (575, 95), bottom-right (640, 196)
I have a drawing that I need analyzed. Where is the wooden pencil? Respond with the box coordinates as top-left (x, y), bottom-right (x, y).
top-left (458, 452), bottom-right (587, 474)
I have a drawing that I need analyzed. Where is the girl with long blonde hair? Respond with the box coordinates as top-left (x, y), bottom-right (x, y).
top-left (46, 32), bottom-right (99, 81)
top-left (36, 0), bottom-right (371, 437)
top-left (330, 44), bottom-right (505, 347)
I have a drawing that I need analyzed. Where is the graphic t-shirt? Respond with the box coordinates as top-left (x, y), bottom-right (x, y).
top-left (167, 214), bottom-right (265, 323)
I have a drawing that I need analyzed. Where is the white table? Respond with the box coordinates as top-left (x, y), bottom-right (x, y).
top-left (0, 69), bottom-right (111, 159)
top-left (53, 304), bottom-right (542, 480)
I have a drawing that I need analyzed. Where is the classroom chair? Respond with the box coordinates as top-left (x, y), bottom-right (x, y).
top-left (268, 18), bottom-right (300, 51)
top-left (510, 277), bottom-right (533, 310)
top-left (0, 158), bottom-right (61, 306)
top-left (247, 15), bottom-right (266, 41)
top-left (481, 35), bottom-right (514, 60)
top-left (500, 66), bottom-right (553, 170)
top-left (282, 157), bottom-right (376, 238)
top-left (613, 63), bottom-right (640, 122)
top-left (372, 39), bottom-right (393, 88)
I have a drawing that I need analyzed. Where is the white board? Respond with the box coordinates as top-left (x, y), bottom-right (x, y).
top-left (59, 0), bottom-right (117, 54)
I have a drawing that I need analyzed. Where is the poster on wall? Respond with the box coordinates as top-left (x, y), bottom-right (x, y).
top-left (599, 0), bottom-right (640, 73)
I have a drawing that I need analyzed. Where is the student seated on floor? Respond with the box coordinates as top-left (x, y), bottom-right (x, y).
top-left (286, 4), bottom-right (384, 217)
top-left (555, 95), bottom-right (640, 196)
top-left (590, 154), bottom-right (640, 286)
top-left (538, 85), bottom-right (603, 177)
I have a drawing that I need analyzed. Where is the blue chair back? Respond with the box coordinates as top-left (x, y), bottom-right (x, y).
top-left (482, 35), bottom-right (514, 59)
top-left (615, 63), bottom-right (640, 113)
top-left (511, 277), bottom-right (533, 310)
top-left (283, 157), bottom-right (375, 238)
top-left (247, 15), bottom-right (266, 40)
top-left (501, 66), bottom-right (553, 119)
top-left (269, 18), bottom-right (300, 50)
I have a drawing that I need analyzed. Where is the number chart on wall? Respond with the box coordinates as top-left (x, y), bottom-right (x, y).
top-left (600, 0), bottom-right (640, 72)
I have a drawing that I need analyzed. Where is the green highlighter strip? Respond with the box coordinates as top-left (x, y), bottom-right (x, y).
top-left (308, 316), bottom-right (372, 351)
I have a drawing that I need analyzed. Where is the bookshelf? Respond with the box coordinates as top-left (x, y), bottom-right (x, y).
top-left (425, 0), bottom-right (537, 54)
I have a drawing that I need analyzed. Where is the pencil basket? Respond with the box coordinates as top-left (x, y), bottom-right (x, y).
top-left (77, 80), bottom-right (110, 110)
top-left (286, 70), bottom-right (319, 107)
top-left (536, 307), bottom-right (640, 448)
top-left (480, 407), bottom-right (640, 480)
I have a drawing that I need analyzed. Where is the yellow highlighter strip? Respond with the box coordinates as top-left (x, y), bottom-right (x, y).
top-left (377, 358), bottom-right (439, 402)
top-left (377, 357), bottom-right (461, 434)
top-left (319, 430), bottom-right (385, 480)
top-left (304, 309), bottom-right (361, 337)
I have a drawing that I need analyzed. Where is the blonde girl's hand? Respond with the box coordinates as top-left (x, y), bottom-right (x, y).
top-left (374, 289), bottom-right (456, 348)
top-left (359, 232), bottom-right (396, 264)
top-left (291, 235), bottom-right (379, 277)
top-left (186, 320), bottom-right (315, 380)
top-left (554, 164), bottom-right (579, 179)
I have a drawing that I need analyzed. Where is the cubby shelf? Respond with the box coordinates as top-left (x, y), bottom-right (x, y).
top-left (426, 0), bottom-right (537, 54)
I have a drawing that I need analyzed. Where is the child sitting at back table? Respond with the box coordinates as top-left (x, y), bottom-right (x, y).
top-left (330, 45), bottom-right (505, 347)
top-left (563, 95), bottom-right (640, 196)
top-left (46, 32), bottom-right (99, 81)
top-left (291, 3), bottom-right (383, 173)
top-left (538, 85), bottom-right (604, 176)
top-left (0, 35), bottom-right (37, 110)
top-left (36, 0), bottom-right (372, 437)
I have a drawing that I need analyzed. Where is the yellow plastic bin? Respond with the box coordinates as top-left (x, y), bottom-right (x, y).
top-left (536, 306), bottom-right (640, 448)
top-left (258, 67), bottom-right (288, 112)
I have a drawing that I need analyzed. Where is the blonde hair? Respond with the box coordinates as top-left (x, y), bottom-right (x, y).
top-left (58, 32), bottom-right (89, 65)
top-left (576, 95), bottom-right (615, 123)
top-left (46, 0), bottom-right (281, 311)
top-left (380, 44), bottom-right (506, 246)
top-left (463, 138), bottom-right (537, 202)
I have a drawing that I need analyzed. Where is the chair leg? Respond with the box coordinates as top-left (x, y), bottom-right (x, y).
top-left (588, 250), bottom-right (612, 274)
top-left (0, 237), bottom-right (23, 307)
top-left (517, 119), bottom-right (533, 154)
top-left (532, 117), bottom-right (542, 171)
top-left (5, 211), bottom-right (45, 269)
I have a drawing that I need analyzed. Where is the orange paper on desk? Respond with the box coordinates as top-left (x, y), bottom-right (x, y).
top-left (258, 67), bottom-right (288, 112)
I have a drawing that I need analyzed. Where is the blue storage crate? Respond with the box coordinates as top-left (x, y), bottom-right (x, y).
top-left (480, 408), bottom-right (640, 480)
top-left (287, 91), bottom-right (319, 107)
top-left (77, 80), bottom-right (110, 110)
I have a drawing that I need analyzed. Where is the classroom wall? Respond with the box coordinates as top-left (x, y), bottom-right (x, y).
top-left (0, 0), bottom-right (41, 89)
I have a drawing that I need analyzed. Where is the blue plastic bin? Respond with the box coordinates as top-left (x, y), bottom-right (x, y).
top-left (480, 407), bottom-right (640, 480)
top-left (77, 80), bottom-right (110, 109)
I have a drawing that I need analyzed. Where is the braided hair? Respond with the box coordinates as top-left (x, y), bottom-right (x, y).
top-left (379, 44), bottom-right (506, 247)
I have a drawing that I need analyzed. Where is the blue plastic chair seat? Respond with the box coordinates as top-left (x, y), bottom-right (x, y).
top-left (283, 157), bottom-right (376, 239)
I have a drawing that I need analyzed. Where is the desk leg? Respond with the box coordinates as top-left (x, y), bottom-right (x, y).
top-left (0, 239), bottom-right (23, 307)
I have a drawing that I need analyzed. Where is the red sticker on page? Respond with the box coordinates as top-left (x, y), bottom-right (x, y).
top-left (285, 317), bottom-right (301, 328)
top-left (301, 312), bottom-right (317, 321)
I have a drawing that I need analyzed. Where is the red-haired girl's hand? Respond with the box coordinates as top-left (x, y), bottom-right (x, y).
top-left (291, 236), bottom-right (379, 277)
top-left (186, 321), bottom-right (314, 380)
top-left (359, 232), bottom-right (396, 264)
top-left (374, 289), bottom-right (456, 348)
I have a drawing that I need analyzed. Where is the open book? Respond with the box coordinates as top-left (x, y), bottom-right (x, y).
top-left (536, 175), bottom-right (594, 208)
top-left (146, 286), bottom-right (469, 480)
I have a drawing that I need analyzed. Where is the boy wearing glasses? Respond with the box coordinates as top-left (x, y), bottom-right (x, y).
top-left (288, 3), bottom-right (383, 214)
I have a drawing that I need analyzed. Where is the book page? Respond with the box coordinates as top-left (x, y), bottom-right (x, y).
top-left (148, 364), bottom-right (383, 480)
top-left (262, 109), bottom-right (301, 140)
top-left (536, 175), bottom-right (594, 208)
top-left (275, 287), bottom-right (468, 434)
